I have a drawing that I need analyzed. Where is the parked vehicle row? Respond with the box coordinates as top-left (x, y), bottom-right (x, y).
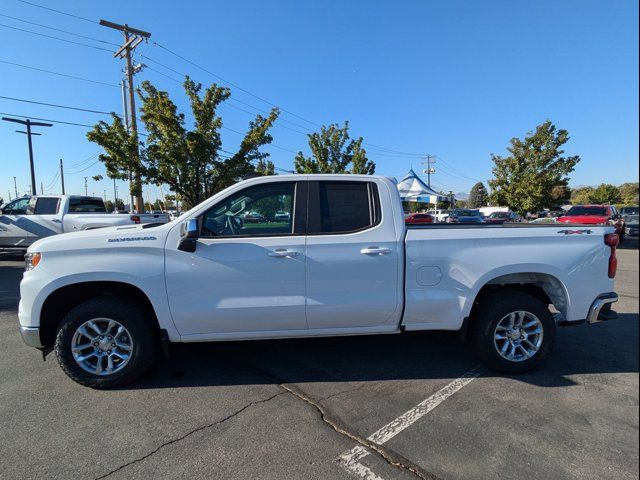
top-left (19, 174), bottom-right (619, 388)
top-left (0, 195), bottom-right (170, 250)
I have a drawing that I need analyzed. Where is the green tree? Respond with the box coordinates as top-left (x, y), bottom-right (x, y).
top-left (570, 186), bottom-right (594, 205)
top-left (87, 115), bottom-right (142, 209)
top-left (294, 122), bottom-right (375, 174)
top-left (550, 182), bottom-right (571, 205)
top-left (468, 182), bottom-right (488, 208)
top-left (488, 121), bottom-right (580, 214)
top-left (589, 184), bottom-right (621, 204)
top-left (255, 158), bottom-right (275, 175)
top-left (619, 182), bottom-right (639, 205)
top-left (88, 77), bottom-right (280, 210)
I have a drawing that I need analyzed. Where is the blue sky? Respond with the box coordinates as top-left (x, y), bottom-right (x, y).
top-left (1, 0), bottom-right (638, 202)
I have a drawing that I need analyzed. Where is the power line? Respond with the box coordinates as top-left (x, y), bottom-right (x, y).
top-left (66, 159), bottom-right (101, 175)
top-left (11, 1), bottom-right (432, 158)
top-left (0, 13), bottom-right (118, 46)
top-left (152, 42), bottom-right (321, 128)
top-left (0, 111), bottom-right (95, 128)
top-left (0, 59), bottom-right (119, 87)
top-left (0, 22), bottom-right (113, 52)
top-left (68, 150), bottom-right (102, 168)
top-left (0, 95), bottom-right (112, 115)
top-left (17, 0), bottom-right (96, 24)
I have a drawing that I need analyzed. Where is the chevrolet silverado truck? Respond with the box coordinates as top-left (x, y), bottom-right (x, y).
top-left (18, 175), bottom-right (620, 388)
top-left (1, 195), bottom-right (169, 250)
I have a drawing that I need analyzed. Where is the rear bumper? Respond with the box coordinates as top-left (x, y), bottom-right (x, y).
top-left (19, 326), bottom-right (43, 348)
top-left (586, 292), bottom-right (619, 324)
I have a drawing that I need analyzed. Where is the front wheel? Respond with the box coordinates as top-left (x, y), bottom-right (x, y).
top-left (55, 296), bottom-right (157, 388)
top-left (471, 291), bottom-right (556, 373)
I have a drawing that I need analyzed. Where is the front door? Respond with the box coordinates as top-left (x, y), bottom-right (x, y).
top-left (165, 180), bottom-right (308, 336)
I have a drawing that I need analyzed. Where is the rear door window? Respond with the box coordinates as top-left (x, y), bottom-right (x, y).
top-left (309, 181), bottom-right (380, 234)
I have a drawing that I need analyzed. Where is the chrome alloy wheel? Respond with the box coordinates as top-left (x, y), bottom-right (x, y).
top-left (71, 318), bottom-right (133, 375)
top-left (493, 311), bottom-right (544, 362)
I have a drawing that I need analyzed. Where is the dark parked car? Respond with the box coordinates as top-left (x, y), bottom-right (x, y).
top-left (621, 206), bottom-right (639, 237)
top-left (447, 209), bottom-right (483, 223)
top-left (484, 211), bottom-right (522, 224)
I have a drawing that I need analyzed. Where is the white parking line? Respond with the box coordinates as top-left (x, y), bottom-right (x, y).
top-left (337, 365), bottom-right (486, 479)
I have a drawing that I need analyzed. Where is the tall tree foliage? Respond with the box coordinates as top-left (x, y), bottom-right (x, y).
top-left (88, 77), bottom-right (279, 209)
top-left (294, 122), bottom-right (375, 174)
top-left (589, 184), bottom-right (622, 204)
top-left (468, 182), bottom-right (488, 208)
top-left (488, 121), bottom-right (580, 214)
top-left (87, 115), bottom-right (140, 205)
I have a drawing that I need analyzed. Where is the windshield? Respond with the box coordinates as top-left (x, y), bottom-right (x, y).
top-left (489, 212), bottom-right (510, 218)
top-left (621, 207), bottom-right (639, 215)
top-left (567, 206), bottom-right (607, 216)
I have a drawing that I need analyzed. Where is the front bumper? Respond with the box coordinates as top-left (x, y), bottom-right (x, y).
top-left (20, 326), bottom-right (43, 348)
top-left (586, 292), bottom-right (619, 324)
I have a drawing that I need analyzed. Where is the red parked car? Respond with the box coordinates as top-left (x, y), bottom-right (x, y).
top-left (405, 213), bottom-right (434, 224)
top-left (558, 205), bottom-right (626, 242)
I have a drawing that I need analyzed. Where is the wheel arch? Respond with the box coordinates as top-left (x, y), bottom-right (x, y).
top-left (468, 271), bottom-right (569, 322)
top-left (39, 281), bottom-right (160, 349)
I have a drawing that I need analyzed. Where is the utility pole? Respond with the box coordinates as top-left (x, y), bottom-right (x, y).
top-left (7, 190), bottom-right (11, 201)
top-left (100, 19), bottom-right (150, 214)
top-left (12, 177), bottom-right (18, 198)
top-left (59, 159), bottom-right (65, 195)
top-left (2, 117), bottom-right (52, 196)
top-left (423, 154), bottom-right (436, 189)
top-left (40, 182), bottom-right (43, 195)
top-left (120, 79), bottom-right (135, 212)
top-left (84, 177), bottom-right (88, 196)
top-left (113, 177), bottom-right (118, 208)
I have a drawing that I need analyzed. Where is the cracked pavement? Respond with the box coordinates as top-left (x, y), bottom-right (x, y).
top-left (0, 242), bottom-right (638, 480)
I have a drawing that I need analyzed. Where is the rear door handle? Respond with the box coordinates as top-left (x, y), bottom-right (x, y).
top-left (50, 219), bottom-right (61, 223)
top-left (360, 246), bottom-right (392, 255)
top-left (268, 249), bottom-right (300, 258)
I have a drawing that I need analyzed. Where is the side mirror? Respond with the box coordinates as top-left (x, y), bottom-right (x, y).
top-left (178, 218), bottom-right (199, 252)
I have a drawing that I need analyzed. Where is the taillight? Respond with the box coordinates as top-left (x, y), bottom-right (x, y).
top-left (130, 215), bottom-right (141, 224)
top-left (605, 233), bottom-right (619, 278)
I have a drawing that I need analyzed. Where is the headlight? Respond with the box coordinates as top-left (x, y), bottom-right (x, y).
top-left (25, 252), bottom-right (42, 271)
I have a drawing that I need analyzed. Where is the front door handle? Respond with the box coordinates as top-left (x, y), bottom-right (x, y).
top-left (50, 219), bottom-right (61, 223)
top-left (360, 246), bottom-right (392, 255)
top-left (268, 249), bottom-right (300, 258)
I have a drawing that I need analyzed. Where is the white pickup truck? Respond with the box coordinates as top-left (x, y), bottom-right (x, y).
top-left (18, 175), bottom-right (620, 388)
top-left (0, 195), bottom-right (169, 250)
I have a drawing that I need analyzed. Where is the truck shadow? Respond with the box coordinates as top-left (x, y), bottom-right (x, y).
top-left (133, 312), bottom-right (639, 390)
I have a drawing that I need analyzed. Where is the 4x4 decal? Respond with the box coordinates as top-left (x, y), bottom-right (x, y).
top-left (557, 229), bottom-right (593, 235)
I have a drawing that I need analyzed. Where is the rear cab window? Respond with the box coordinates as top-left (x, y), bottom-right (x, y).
top-left (68, 197), bottom-right (107, 213)
top-left (308, 181), bottom-right (381, 234)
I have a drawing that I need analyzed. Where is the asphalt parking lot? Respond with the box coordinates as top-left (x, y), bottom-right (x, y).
top-left (0, 241), bottom-right (638, 480)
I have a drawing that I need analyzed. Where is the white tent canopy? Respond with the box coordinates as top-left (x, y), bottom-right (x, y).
top-left (397, 169), bottom-right (447, 204)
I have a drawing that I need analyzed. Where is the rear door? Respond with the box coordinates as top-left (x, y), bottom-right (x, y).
top-left (304, 180), bottom-right (400, 330)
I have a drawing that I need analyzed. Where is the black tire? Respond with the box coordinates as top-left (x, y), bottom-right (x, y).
top-left (55, 296), bottom-right (157, 389)
top-left (471, 290), bottom-right (556, 374)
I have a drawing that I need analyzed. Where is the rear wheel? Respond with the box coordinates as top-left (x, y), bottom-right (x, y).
top-left (55, 296), bottom-right (157, 388)
top-left (471, 291), bottom-right (556, 373)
